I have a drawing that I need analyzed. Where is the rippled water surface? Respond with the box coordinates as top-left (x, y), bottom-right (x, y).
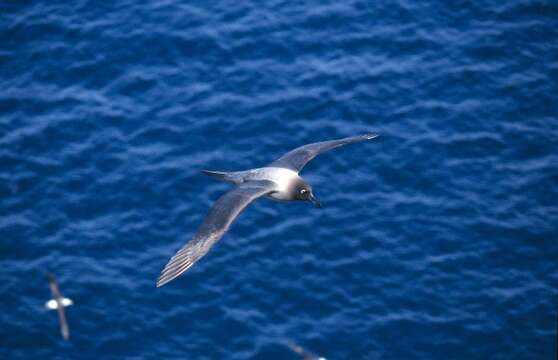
top-left (1, 1), bottom-right (557, 359)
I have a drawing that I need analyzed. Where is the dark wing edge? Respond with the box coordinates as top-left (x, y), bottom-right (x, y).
top-left (269, 133), bottom-right (378, 172)
top-left (156, 181), bottom-right (274, 287)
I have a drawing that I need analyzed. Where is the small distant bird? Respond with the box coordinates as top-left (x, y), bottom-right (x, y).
top-left (45, 272), bottom-right (73, 340)
top-left (286, 341), bottom-right (327, 360)
top-left (157, 133), bottom-right (378, 287)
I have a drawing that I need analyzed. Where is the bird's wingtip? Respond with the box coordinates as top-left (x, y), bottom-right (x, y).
top-left (156, 276), bottom-right (168, 288)
top-left (366, 133), bottom-right (379, 139)
top-left (46, 272), bottom-right (56, 283)
top-left (156, 268), bottom-right (182, 288)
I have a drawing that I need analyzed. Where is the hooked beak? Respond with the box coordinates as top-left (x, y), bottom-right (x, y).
top-left (309, 193), bottom-right (322, 208)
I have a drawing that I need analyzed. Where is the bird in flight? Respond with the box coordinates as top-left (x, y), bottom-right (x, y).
top-left (157, 133), bottom-right (378, 287)
top-left (45, 272), bottom-right (73, 340)
top-left (286, 341), bottom-right (327, 360)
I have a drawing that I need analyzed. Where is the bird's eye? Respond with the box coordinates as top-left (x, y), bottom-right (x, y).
top-left (300, 189), bottom-right (308, 195)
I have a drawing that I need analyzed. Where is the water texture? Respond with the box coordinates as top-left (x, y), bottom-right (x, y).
top-left (1, 1), bottom-right (557, 359)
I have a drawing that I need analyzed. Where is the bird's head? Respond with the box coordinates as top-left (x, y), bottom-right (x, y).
top-left (292, 179), bottom-right (321, 208)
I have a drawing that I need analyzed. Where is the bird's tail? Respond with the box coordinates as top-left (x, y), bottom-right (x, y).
top-left (201, 169), bottom-right (240, 184)
top-left (201, 169), bottom-right (227, 179)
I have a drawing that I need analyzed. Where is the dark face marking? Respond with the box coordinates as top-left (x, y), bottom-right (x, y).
top-left (297, 186), bottom-right (311, 200)
top-left (286, 179), bottom-right (311, 201)
top-left (287, 179), bottom-right (320, 207)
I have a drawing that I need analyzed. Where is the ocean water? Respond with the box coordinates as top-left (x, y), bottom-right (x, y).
top-left (1, 0), bottom-right (557, 359)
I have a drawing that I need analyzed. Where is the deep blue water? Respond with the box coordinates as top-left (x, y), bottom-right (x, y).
top-left (1, 1), bottom-right (557, 359)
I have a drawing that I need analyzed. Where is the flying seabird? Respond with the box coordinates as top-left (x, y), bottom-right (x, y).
top-left (157, 133), bottom-right (378, 287)
top-left (286, 341), bottom-right (327, 360)
top-left (45, 272), bottom-right (73, 340)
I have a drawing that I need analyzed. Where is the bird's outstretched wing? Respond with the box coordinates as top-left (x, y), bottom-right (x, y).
top-left (286, 341), bottom-right (323, 360)
top-left (157, 181), bottom-right (274, 287)
top-left (269, 133), bottom-right (378, 172)
top-left (47, 273), bottom-right (61, 299)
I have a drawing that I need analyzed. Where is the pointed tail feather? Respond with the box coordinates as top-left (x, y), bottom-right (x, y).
top-left (201, 169), bottom-right (228, 181)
